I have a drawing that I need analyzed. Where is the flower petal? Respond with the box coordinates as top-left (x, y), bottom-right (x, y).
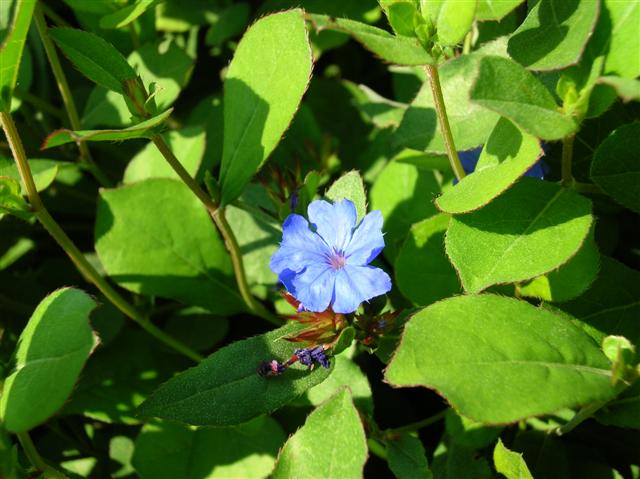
top-left (346, 210), bottom-right (385, 265)
top-left (270, 214), bottom-right (331, 274)
top-left (331, 264), bottom-right (392, 314)
top-left (308, 199), bottom-right (357, 252)
top-left (291, 263), bottom-right (336, 312)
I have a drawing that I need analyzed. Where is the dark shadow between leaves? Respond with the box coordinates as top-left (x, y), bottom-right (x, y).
top-left (393, 106), bottom-right (437, 151)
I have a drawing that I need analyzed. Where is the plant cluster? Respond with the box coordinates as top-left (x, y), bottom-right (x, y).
top-left (0, 0), bottom-right (639, 478)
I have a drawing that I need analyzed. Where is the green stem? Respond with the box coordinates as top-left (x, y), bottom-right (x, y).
top-left (425, 64), bottom-right (465, 181)
top-left (33, 4), bottom-right (112, 187)
top-left (574, 181), bottom-right (604, 195)
top-left (367, 438), bottom-right (388, 460)
top-left (40, 1), bottom-right (70, 27)
top-left (561, 134), bottom-right (575, 186)
top-left (17, 431), bottom-right (68, 478)
top-left (151, 135), bottom-right (281, 326)
top-left (1, 111), bottom-right (202, 362)
top-left (463, 29), bottom-right (473, 55)
top-left (555, 400), bottom-right (607, 436)
top-left (386, 409), bottom-right (447, 435)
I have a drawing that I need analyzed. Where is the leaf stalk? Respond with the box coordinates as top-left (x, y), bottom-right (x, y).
top-left (425, 64), bottom-right (466, 181)
top-left (1, 111), bottom-right (202, 362)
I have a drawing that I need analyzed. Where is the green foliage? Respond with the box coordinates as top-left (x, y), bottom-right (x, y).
top-left (131, 416), bottom-right (285, 478)
top-left (470, 56), bottom-right (578, 139)
top-left (137, 323), bottom-right (332, 426)
top-left (42, 108), bottom-right (173, 148)
top-left (325, 170), bottom-right (367, 221)
top-left (49, 27), bottom-right (137, 93)
top-left (436, 118), bottom-right (542, 214)
top-left (219, 9), bottom-right (312, 205)
top-left (95, 178), bottom-right (243, 314)
top-left (508, 0), bottom-right (600, 71)
top-left (446, 179), bottom-right (593, 293)
top-left (271, 389), bottom-right (367, 478)
top-left (0, 0), bottom-right (35, 112)
top-left (493, 439), bottom-right (533, 479)
top-left (476, 0), bottom-right (524, 21)
top-left (387, 433), bottom-right (433, 479)
top-left (590, 122), bottom-right (640, 213)
top-left (386, 294), bottom-right (617, 423)
top-left (0, 288), bottom-right (97, 432)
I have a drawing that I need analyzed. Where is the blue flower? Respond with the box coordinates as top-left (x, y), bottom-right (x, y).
top-left (270, 199), bottom-right (391, 314)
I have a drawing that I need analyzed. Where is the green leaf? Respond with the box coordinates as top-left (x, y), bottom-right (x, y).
top-left (309, 14), bottom-right (433, 65)
top-left (601, 0), bottom-right (640, 78)
top-left (559, 257), bottom-right (640, 346)
top-left (431, 440), bottom-right (493, 479)
top-left (0, 288), bottom-right (97, 432)
top-left (598, 76), bottom-right (640, 102)
top-left (0, 0), bottom-right (35, 111)
top-left (380, 1), bottom-right (420, 37)
top-left (590, 122), bottom-right (640, 213)
top-left (42, 108), bottom-right (173, 148)
top-left (493, 439), bottom-right (533, 479)
top-left (596, 382), bottom-right (640, 429)
top-left (128, 41), bottom-right (195, 110)
top-left (49, 27), bottom-right (137, 93)
top-left (164, 308), bottom-right (229, 353)
top-left (436, 118), bottom-right (543, 214)
top-left (394, 40), bottom-right (507, 153)
top-left (225, 204), bottom-right (280, 289)
top-left (325, 170), bottom-right (367, 222)
top-left (0, 176), bottom-right (30, 217)
top-left (385, 294), bottom-right (617, 423)
top-left (508, 0), bottom-right (600, 71)
top-left (518, 230), bottom-right (600, 303)
top-left (0, 157), bottom-right (59, 194)
top-left (476, 0), bottom-right (524, 21)
top-left (370, 160), bottom-right (440, 260)
top-left (395, 213), bottom-right (461, 306)
top-left (95, 178), bottom-right (244, 315)
top-left (132, 417), bottom-right (285, 479)
top-left (445, 409), bottom-right (502, 449)
top-left (61, 329), bottom-right (189, 424)
top-left (436, 0), bottom-right (476, 46)
top-left (99, 0), bottom-right (157, 29)
top-left (446, 178), bottom-right (593, 293)
top-left (137, 323), bottom-right (332, 426)
top-left (110, 436), bottom-right (135, 478)
top-left (271, 389), bottom-right (367, 478)
top-left (123, 126), bottom-right (205, 183)
top-left (470, 56), bottom-right (577, 140)
top-left (219, 9), bottom-right (312, 205)
top-left (387, 433), bottom-right (433, 479)
top-left (305, 353), bottom-right (373, 416)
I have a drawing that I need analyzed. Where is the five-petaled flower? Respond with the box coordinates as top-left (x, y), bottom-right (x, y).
top-left (270, 199), bottom-right (392, 314)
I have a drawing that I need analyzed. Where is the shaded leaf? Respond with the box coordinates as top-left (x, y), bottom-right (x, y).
top-left (598, 76), bottom-right (640, 102)
top-left (590, 122), bottom-right (640, 213)
top-left (395, 213), bottom-right (461, 306)
top-left (99, 0), bottom-right (157, 29)
top-left (508, 0), bottom-right (600, 71)
top-left (387, 433), bottom-right (433, 479)
top-left (0, 288), bottom-right (97, 432)
top-left (445, 178), bottom-right (593, 293)
top-left (137, 323), bottom-right (332, 426)
top-left (470, 56), bottom-right (577, 140)
top-left (95, 178), bottom-right (243, 315)
top-left (50, 27), bottom-right (137, 93)
top-left (385, 294), bottom-right (616, 423)
top-left (476, 0), bottom-right (524, 21)
top-left (0, 157), bottom-right (59, 194)
top-left (132, 417), bottom-right (285, 478)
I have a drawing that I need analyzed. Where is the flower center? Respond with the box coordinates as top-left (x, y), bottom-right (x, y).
top-left (329, 251), bottom-right (347, 270)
